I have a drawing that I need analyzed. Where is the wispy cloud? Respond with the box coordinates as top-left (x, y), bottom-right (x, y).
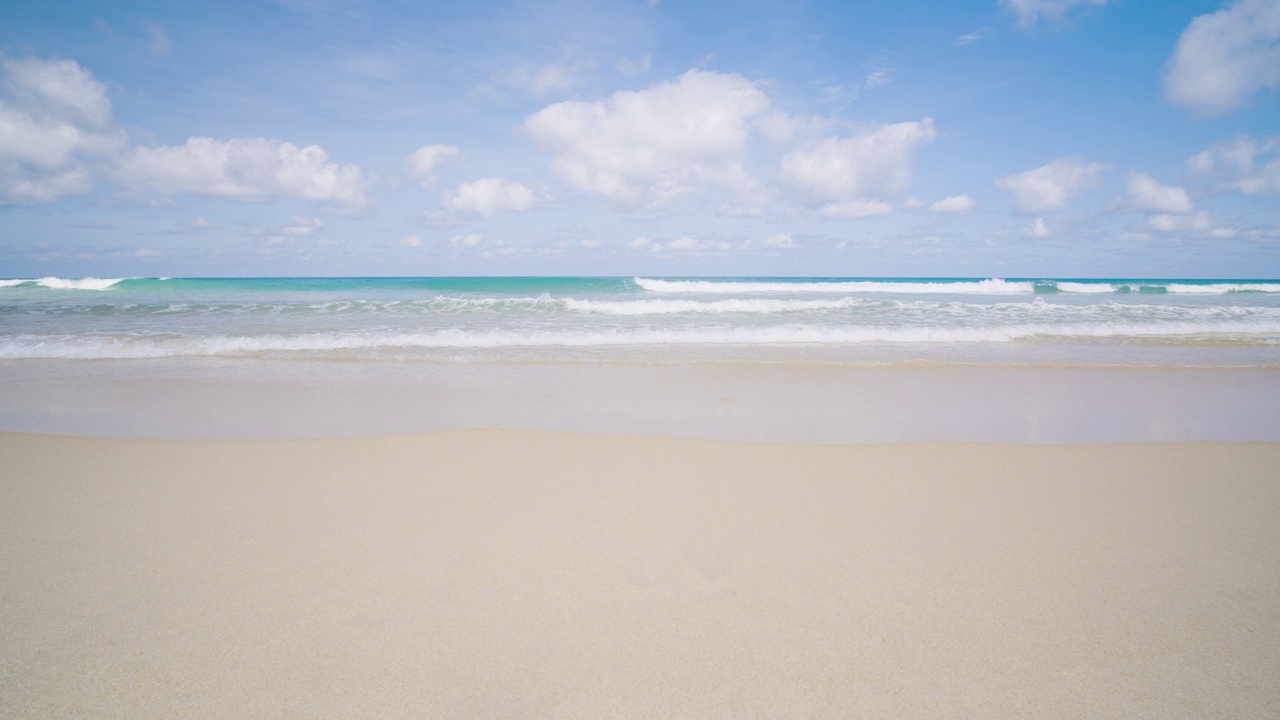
top-left (953, 27), bottom-right (994, 46)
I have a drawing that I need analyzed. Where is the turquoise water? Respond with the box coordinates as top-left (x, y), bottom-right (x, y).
top-left (2, 276), bottom-right (1279, 366)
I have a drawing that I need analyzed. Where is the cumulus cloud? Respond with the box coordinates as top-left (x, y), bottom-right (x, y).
top-left (449, 232), bottom-right (484, 248)
top-left (1120, 172), bottom-right (1195, 214)
top-left (1188, 134), bottom-right (1280, 195)
top-left (0, 57), bottom-right (126, 203)
top-left (779, 118), bottom-right (936, 217)
top-left (1145, 211), bottom-right (1213, 233)
top-left (1163, 0), bottom-right (1280, 116)
top-left (928, 195), bottom-right (976, 214)
top-left (442, 177), bottom-right (543, 216)
top-left (994, 156), bottom-right (1105, 214)
top-left (525, 69), bottom-right (769, 207)
top-left (1141, 210), bottom-right (1235, 238)
top-left (762, 233), bottom-right (795, 248)
top-left (116, 137), bottom-right (372, 210)
top-left (401, 234), bottom-right (423, 247)
top-left (405, 145), bottom-right (462, 191)
top-left (999, 0), bottom-right (1109, 27)
top-left (1025, 217), bottom-right (1053, 238)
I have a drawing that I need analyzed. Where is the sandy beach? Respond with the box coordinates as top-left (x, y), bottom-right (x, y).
top-left (3, 430), bottom-right (1277, 717)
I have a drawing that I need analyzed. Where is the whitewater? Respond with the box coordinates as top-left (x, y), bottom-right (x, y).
top-left (2, 276), bottom-right (1279, 366)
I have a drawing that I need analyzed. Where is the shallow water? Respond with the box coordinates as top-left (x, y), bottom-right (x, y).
top-left (4, 276), bottom-right (1278, 442)
top-left (2, 276), bottom-right (1278, 366)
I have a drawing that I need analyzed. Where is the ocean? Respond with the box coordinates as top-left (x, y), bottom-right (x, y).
top-left (2, 276), bottom-right (1279, 367)
top-left (5, 275), bottom-right (1280, 441)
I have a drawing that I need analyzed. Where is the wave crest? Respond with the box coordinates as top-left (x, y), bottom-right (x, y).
top-left (4, 320), bottom-right (1279, 359)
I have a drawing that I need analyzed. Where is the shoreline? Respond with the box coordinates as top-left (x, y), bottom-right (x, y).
top-left (3, 430), bottom-right (1278, 717)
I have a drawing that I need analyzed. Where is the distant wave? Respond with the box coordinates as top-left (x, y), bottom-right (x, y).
top-left (4, 320), bottom-right (1279, 359)
top-left (1054, 282), bottom-right (1116, 293)
top-left (634, 277), bottom-right (1280, 295)
top-left (635, 278), bottom-right (1036, 294)
top-left (0, 277), bottom-right (127, 290)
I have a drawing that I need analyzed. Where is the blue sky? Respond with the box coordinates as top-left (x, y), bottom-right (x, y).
top-left (1, 0), bottom-right (1278, 277)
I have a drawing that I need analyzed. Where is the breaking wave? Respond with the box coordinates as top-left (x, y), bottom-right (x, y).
top-left (0, 277), bottom-right (127, 290)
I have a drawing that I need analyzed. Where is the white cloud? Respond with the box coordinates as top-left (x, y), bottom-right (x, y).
top-left (280, 216), bottom-right (323, 236)
top-left (1142, 210), bottom-right (1235, 237)
top-left (401, 234), bottom-right (423, 247)
top-left (1163, 0), bottom-right (1280, 116)
top-left (779, 118), bottom-right (936, 215)
top-left (863, 65), bottom-right (893, 90)
top-left (1025, 217), bottom-right (1053, 238)
top-left (525, 69), bottom-right (769, 207)
top-left (629, 236), bottom-right (655, 250)
top-left (580, 238), bottom-right (602, 249)
top-left (762, 233), bottom-right (795, 248)
top-left (1145, 211), bottom-right (1213, 233)
top-left (817, 200), bottom-right (893, 219)
top-left (405, 145), bottom-right (462, 191)
top-left (1188, 134), bottom-right (1280, 195)
top-left (1120, 172), bottom-right (1195, 214)
top-left (999, 0), bottom-right (1109, 27)
top-left (442, 177), bottom-right (543, 216)
top-left (928, 195), bottom-right (976, 214)
top-left (0, 57), bottom-right (126, 203)
top-left (3, 57), bottom-right (112, 127)
top-left (116, 137), bottom-right (372, 210)
top-left (994, 156), bottom-right (1105, 214)
top-left (449, 232), bottom-right (484, 248)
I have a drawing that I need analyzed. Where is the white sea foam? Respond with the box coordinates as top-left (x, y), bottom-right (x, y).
top-left (1055, 282), bottom-right (1117, 293)
top-left (0, 279), bottom-right (32, 288)
top-left (1165, 283), bottom-right (1280, 294)
top-left (4, 319), bottom-right (1279, 359)
top-left (634, 277), bottom-right (1037, 294)
top-left (34, 277), bottom-right (126, 290)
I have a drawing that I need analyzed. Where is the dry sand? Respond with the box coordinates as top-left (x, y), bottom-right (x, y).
top-left (2, 431), bottom-right (1278, 718)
